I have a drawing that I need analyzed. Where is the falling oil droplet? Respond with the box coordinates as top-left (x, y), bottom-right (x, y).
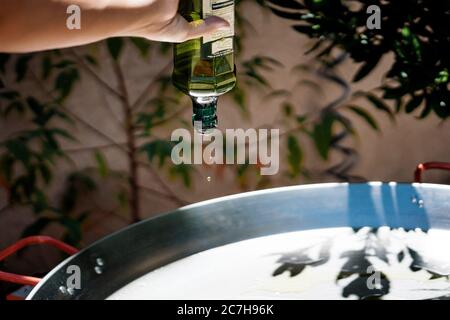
top-left (59, 286), bottom-right (67, 294)
top-left (67, 287), bottom-right (75, 295)
top-left (96, 258), bottom-right (104, 266)
top-left (207, 176), bottom-right (212, 182)
top-left (94, 266), bottom-right (103, 274)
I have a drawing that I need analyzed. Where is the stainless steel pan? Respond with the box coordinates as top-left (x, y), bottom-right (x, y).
top-left (26, 182), bottom-right (450, 300)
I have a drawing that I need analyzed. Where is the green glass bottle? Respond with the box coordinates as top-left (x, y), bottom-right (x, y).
top-left (173, 0), bottom-right (236, 134)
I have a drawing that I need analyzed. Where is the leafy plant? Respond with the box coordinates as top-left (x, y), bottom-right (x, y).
top-left (266, 0), bottom-right (449, 118)
top-left (0, 1), bottom-right (282, 245)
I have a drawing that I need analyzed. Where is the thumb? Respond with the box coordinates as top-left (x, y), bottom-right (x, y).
top-left (185, 16), bottom-right (230, 40)
top-left (167, 15), bottom-right (230, 42)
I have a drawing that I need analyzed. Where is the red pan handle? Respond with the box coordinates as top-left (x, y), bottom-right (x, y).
top-left (0, 236), bottom-right (79, 286)
top-left (414, 162), bottom-right (450, 183)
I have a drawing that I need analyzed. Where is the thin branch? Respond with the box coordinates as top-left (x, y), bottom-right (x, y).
top-left (97, 81), bottom-right (125, 127)
top-left (68, 48), bottom-right (124, 101)
top-left (138, 184), bottom-right (190, 206)
top-left (29, 68), bottom-right (129, 154)
top-left (136, 159), bottom-right (188, 207)
top-left (151, 106), bottom-right (188, 127)
top-left (131, 60), bottom-right (172, 110)
top-left (64, 107), bottom-right (129, 153)
top-left (30, 56), bottom-right (187, 213)
top-left (134, 105), bottom-right (189, 133)
top-left (0, 73), bottom-right (6, 86)
top-left (64, 142), bottom-right (128, 154)
top-left (0, 205), bottom-right (10, 215)
top-left (113, 59), bottom-right (141, 223)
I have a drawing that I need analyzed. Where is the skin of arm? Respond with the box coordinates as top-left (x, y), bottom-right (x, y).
top-left (0, 0), bottom-right (229, 53)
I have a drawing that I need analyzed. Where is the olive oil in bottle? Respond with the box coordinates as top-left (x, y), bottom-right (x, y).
top-left (173, 0), bottom-right (236, 133)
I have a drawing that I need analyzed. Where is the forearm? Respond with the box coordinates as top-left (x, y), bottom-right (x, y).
top-left (0, 0), bottom-right (150, 52)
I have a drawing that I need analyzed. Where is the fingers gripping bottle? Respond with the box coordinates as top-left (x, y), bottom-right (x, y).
top-left (172, 0), bottom-right (236, 134)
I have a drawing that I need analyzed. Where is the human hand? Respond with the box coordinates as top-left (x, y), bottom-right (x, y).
top-left (0, 0), bottom-right (230, 52)
top-left (122, 0), bottom-right (231, 42)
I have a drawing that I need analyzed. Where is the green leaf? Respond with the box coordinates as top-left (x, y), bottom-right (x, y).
top-left (5, 140), bottom-right (31, 168)
top-left (84, 54), bottom-right (98, 67)
top-left (54, 68), bottom-right (79, 100)
top-left (312, 114), bottom-right (335, 160)
top-left (22, 217), bottom-right (54, 237)
top-left (15, 55), bottom-right (33, 82)
top-left (53, 60), bottom-right (75, 69)
top-left (0, 90), bottom-right (20, 100)
top-left (26, 96), bottom-right (43, 116)
top-left (3, 101), bottom-right (25, 117)
top-left (232, 85), bottom-right (247, 114)
top-left (348, 105), bottom-right (379, 131)
top-left (169, 164), bottom-right (192, 188)
top-left (0, 53), bottom-right (11, 74)
top-left (0, 154), bottom-right (14, 182)
top-left (42, 55), bottom-right (53, 79)
top-left (50, 128), bottom-right (76, 141)
top-left (94, 151), bottom-right (109, 178)
top-left (405, 95), bottom-right (424, 114)
top-left (31, 190), bottom-right (49, 213)
top-left (130, 38), bottom-right (151, 57)
top-left (60, 217), bottom-right (82, 246)
top-left (117, 189), bottom-right (129, 209)
top-left (283, 103), bottom-right (294, 117)
top-left (107, 38), bottom-right (124, 61)
top-left (287, 135), bottom-right (303, 177)
top-left (141, 140), bottom-right (175, 167)
top-left (364, 94), bottom-right (395, 121)
top-left (69, 172), bottom-right (97, 192)
top-left (37, 163), bottom-right (52, 184)
top-left (353, 57), bottom-right (381, 82)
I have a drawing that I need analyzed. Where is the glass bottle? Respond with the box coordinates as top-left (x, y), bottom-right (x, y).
top-left (172, 0), bottom-right (236, 134)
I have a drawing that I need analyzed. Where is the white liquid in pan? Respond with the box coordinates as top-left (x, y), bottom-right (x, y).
top-left (108, 227), bottom-right (450, 300)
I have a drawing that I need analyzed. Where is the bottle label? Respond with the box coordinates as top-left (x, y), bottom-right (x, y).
top-left (202, 0), bottom-right (234, 58)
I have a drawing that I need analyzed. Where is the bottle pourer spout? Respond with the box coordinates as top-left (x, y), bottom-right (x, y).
top-left (192, 96), bottom-right (218, 135)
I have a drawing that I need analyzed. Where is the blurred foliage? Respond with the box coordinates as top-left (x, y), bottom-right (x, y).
top-left (266, 0), bottom-right (450, 118)
top-left (0, 1), bottom-right (281, 245)
top-left (255, 0), bottom-right (450, 181)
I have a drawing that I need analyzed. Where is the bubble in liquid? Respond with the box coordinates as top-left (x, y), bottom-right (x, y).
top-left (96, 258), bottom-right (104, 266)
top-left (418, 199), bottom-right (425, 208)
top-left (94, 266), bottom-right (103, 274)
top-left (411, 196), bottom-right (425, 208)
top-left (207, 176), bottom-right (212, 182)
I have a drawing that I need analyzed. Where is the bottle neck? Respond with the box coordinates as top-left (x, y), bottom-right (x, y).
top-left (192, 96), bottom-right (219, 134)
